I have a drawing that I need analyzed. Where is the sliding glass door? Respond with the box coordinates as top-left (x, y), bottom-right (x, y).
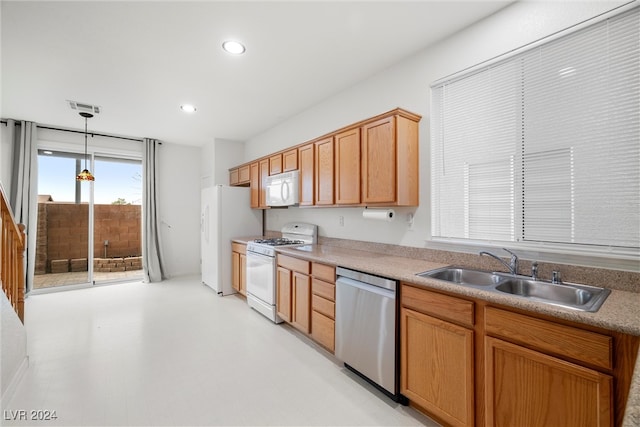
top-left (35, 150), bottom-right (91, 289)
top-left (34, 150), bottom-right (142, 289)
top-left (92, 156), bottom-right (143, 284)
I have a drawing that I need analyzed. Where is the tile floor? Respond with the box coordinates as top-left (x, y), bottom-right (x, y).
top-left (33, 270), bottom-right (144, 290)
top-left (4, 276), bottom-right (439, 426)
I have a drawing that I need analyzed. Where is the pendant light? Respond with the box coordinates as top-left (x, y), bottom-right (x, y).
top-left (76, 112), bottom-right (95, 181)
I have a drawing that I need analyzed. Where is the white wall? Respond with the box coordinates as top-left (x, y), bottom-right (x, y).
top-left (157, 141), bottom-right (201, 277)
top-left (247, 1), bottom-right (628, 249)
top-left (1, 291), bottom-right (28, 404)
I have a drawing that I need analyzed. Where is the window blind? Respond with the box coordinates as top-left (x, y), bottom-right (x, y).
top-left (431, 6), bottom-right (639, 252)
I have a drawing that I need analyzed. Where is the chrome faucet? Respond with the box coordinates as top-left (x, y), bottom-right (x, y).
top-left (531, 261), bottom-right (539, 281)
top-left (479, 248), bottom-right (519, 275)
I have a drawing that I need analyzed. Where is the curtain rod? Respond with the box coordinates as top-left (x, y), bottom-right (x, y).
top-left (1, 119), bottom-right (150, 143)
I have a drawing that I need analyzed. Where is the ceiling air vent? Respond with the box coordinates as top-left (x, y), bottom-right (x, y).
top-left (67, 100), bottom-right (101, 114)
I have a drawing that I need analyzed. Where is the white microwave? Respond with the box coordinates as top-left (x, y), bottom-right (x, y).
top-left (265, 170), bottom-right (299, 207)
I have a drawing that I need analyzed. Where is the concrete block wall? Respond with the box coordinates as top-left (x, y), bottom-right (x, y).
top-left (35, 202), bottom-right (142, 274)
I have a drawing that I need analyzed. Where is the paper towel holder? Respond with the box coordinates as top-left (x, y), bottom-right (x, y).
top-left (362, 207), bottom-right (395, 221)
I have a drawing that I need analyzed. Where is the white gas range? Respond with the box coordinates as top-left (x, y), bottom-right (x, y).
top-left (246, 223), bottom-right (317, 323)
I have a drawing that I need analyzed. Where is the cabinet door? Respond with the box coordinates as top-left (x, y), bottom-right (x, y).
top-left (362, 116), bottom-right (396, 204)
top-left (229, 168), bottom-right (239, 186)
top-left (238, 165), bottom-right (251, 184)
top-left (292, 272), bottom-right (311, 333)
top-left (231, 251), bottom-right (240, 292)
top-left (315, 137), bottom-right (334, 205)
top-left (250, 162), bottom-right (259, 208)
top-left (335, 127), bottom-right (361, 205)
top-left (276, 267), bottom-right (292, 323)
top-left (485, 337), bottom-right (612, 427)
top-left (299, 144), bottom-right (314, 206)
top-left (239, 253), bottom-right (247, 296)
top-left (259, 158), bottom-right (270, 208)
top-left (283, 148), bottom-right (298, 172)
top-left (401, 307), bottom-right (474, 427)
top-left (269, 154), bottom-right (282, 175)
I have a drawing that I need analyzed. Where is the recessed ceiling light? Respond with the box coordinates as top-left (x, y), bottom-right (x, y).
top-left (180, 104), bottom-right (197, 113)
top-left (222, 40), bottom-right (246, 55)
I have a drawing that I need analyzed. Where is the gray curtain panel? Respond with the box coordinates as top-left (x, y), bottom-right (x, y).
top-left (9, 120), bottom-right (38, 294)
top-left (142, 138), bottom-right (166, 282)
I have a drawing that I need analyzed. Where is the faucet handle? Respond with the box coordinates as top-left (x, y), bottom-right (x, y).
top-left (531, 262), bottom-right (539, 280)
top-left (551, 270), bottom-right (562, 284)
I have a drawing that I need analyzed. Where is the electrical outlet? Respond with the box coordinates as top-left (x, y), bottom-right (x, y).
top-left (339, 216), bottom-right (344, 226)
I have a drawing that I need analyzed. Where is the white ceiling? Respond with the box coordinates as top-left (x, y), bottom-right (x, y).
top-left (2, 1), bottom-right (512, 147)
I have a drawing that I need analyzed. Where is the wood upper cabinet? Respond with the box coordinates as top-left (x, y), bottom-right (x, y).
top-left (362, 113), bottom-right (419, 206)
top-left (230, 165), bottom-right (251, 187)
top-left (269, 154), bottom-right (282, 175)
top-left (238, 165), bottom-right (250, 184)
top-left (229, 168), bottom-right (239, 186)
top-left (315, 137), bottom-right (334, 205)
top-left (250, 162), bottom-right (259, 208)
top-left (283, 148), bottom-right (298, 172)
top-left (401, 288), bottom-right (475, 427)
top-left (334, 127), bottom-right (361, 205)
top-left (485, 337), bottom-right (613, 427)
top-left (298, 144), bottom-right (314, 206)
top-left (259, 158), bottom-right (269, 208)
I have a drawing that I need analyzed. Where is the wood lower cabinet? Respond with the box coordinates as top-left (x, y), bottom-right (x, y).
top-left (277, 255), bottom-right (311, 333)
top-left (277, 255), bottom-right (335, 350)
top-left (292, 272), bottom-right (311, 333)
top-left (401, 288), bottom-right (475, 427)
top-left (231, 243), bottom-right (247, 296)
top-left (399, 283), bottom-right (637, 427)
top-left (485, 336), bottom-right (613, 427)
top-left (276, 266), bottom-right (292, 322)
top-left (310, 262), bottom-right (336, 352)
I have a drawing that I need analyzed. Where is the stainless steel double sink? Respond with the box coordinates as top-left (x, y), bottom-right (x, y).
top-left (417, 267), bottom-right (610, 312)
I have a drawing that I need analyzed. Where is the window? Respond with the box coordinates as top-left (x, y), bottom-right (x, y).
top-left (431, 6), bottom-right (639, 258)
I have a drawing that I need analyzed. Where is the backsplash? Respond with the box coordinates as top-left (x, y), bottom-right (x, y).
top-left (317, 236), bottom-right (640, 293)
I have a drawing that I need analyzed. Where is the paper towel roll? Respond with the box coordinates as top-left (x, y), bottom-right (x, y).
top-left (362, 209), bottom-right (395, 222)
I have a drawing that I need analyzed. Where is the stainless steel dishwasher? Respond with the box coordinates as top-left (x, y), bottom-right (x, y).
top-left (335, 267), bottom-right (405, 403)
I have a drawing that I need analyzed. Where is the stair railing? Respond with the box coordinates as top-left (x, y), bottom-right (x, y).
top-left (1, 184), bottom-right (25, 323)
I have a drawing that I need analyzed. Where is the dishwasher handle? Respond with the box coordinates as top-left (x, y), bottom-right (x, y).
top-left (336, 276), bottom-right (396, 299)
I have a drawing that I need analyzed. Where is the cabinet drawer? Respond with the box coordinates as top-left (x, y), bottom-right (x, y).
top-left (312, 278), bottom-right (335, 301)
top-left (312, 294), bottom-right (335, 319)
top-left (401, 284), bottom-right (474, 327)
top-left (485, 306), bottom-right (613, 370)
top-left (312, 262), bottom-right (335, 283)
top-left (312, 311), bottom-right (335, 352)
top-left (277, 254), bottom-right (310, 274)
top-left (231, 242), bottom-right (246, 254)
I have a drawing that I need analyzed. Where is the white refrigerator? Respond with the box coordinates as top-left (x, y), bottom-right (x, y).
top-left (201, 185), bottom-right (262, 295)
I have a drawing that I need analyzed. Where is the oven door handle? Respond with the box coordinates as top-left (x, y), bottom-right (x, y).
top-left (247, 251), bottom-right (275, 263)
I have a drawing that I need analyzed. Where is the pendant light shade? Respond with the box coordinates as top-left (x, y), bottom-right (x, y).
top-left (76, 112), bottom-right (95, 181)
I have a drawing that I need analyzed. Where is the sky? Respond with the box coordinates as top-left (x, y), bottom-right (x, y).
top-left (38, 154), bottom-right (142, 205)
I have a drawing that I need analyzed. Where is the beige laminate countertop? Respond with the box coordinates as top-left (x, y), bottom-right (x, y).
top-left (234, 238), bottom-right (640, 425)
